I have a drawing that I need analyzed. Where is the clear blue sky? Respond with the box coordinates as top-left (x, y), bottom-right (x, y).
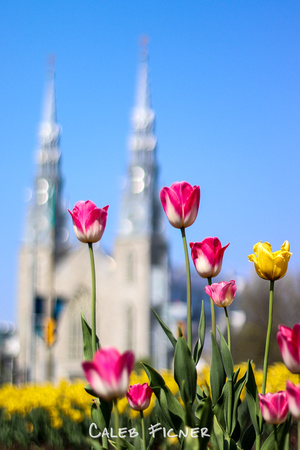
top-left (1, 1), bottom-right (300, 324)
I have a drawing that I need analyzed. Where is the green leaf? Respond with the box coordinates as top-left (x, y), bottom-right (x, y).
top-left (210, 331), bottom-right (226, 406)
top-left (174, 336), bottom-right (197, 407)
top-left (211, 415), bottom-right (225, 450)
top-left (231, 370), bottom-right (247, 436)
top-left (84, 383), bottom-right (98, 397)
top-left (193, 300), bottom-right (206, 364)
top-left (195, 394), bottom-right (213, 449)
top-left (241, 424), bottom-right (256, 450)
top-left (152, 307), bottom-right (177, 348)
top-left (81, 312), bottom-right (100, 361)
top-left (109, 438), bottom-right (135, 449)
top-left (91, 398), bottom-right (113, 432)
top-left (142, 362), bottom-right (185, 436)
top-left (245, 360), bottom-right (260, 437)
top-left (218, 327), bottom-right (234, 380)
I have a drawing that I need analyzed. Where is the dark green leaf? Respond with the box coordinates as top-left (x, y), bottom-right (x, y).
top-left (241, 424), bottom-right (256, 450)
top-left (81, 312), bottom-right (100, 361)
top-left (245, 360), bottom-right (260, 437)
top-left (91, 398), bottom-right (113, 432)
top-left (218, 327), bottom-right (234, 380)
top-left (152, 307), bottom-right (177, 348)
top-left (142, 362), bottom-right (185, 436)
top-left (195, 394), bottom-right (213, 449)
top-left (193, 300), bottom-right (206, 364)
top-left (174, 336), bottom-right (197, 406)
top-left (210, 331), bottom-right (226, 406)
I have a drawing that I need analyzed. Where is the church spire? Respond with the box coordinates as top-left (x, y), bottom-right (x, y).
top-left (118, 38), bottom-right (163, 237)
top-left (23, 59), bottom-right (68, 252)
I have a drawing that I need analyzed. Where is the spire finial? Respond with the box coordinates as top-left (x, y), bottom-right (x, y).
top-left (139, 35), bottom-right (149, 62)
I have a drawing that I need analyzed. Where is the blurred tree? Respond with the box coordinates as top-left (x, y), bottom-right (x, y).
top-left (231, 272), bottom-right (300, 367)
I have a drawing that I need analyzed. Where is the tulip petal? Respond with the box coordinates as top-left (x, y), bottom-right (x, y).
top-left (182, 185), bottom-right (200, 227)
top-left (160, 186), bottom-right (183, 228)
top-left (287, 381), bottom-right (300, 420)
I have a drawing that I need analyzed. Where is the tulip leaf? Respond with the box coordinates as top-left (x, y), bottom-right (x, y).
top-left (241, 424), bottom-right (256, 450)
top-left (174, 336), bottom-right (197, 408)
top-left (109, 438), bottom-right (135, 449)
top-left (193, 300), bottom-right (206, 364)
top-left (142, 362), bottom-right (185, 436)
top-left (151, 307), bottom-right (177, 348)
top-left (210, 331), bottom-right (226, 406)
top-left (91, 398), bottom-right (113, 437)
top-left (231, 370), bottom-right (247, 436)
top-left (260, 419), bottom-right (291, 450)
top-left (81, 312), bottom-right (100, 361)
top-left (195, 393), bottom-right (213, 448)
top-left (245, 360), bottom-right (260, 437)
top-left (218, 326), bottom-right (234, 380)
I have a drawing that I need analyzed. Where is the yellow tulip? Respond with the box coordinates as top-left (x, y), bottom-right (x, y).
top-left (248, 240), bottom-right (292, 281)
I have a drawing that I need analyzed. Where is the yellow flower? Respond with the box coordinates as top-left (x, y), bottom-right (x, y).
top-left (248, 240), bottom-right (292, 281)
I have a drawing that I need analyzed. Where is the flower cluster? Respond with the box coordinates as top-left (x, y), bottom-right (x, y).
top-left (68, 179), bottom-right (295, 450)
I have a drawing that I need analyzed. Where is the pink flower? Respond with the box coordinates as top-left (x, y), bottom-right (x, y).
top-left (190, 237), bottom-right (229, 278)
top-left (277, 324), bottom-right (300, 374)
top-left (204, 280), bottom-right (237, 307)
top-left (286, 381), bottom-right (300, 420)
top-left (160, 181), bottom-right (200, 229)
top-left (68, 200), bottom-right (109, 243)
top-left (126, 383), bottom-right (153, 411)
top-left (82, 347), bottom-right (135, 401)
top-left (258, 391), bottom-right (289, 425)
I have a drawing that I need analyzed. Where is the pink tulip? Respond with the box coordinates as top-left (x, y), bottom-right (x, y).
top-left (258, 391), bottom-right (289, 424)
top-left (126, 383), bottom-right (153, 411)
top-left (286, 381), bottom-right (300, 420)
top-left (277, 324), bottom-right (300, 374)
top-left (204, 280), bottom-right (237, 307)
top-left (68, 200), bottom-right (109, 243)
top-left (160, 181), bottom-right (200, 229)
top-left (82, 347), bottom-right (135, 401)
top-left (190, 237), bottom-right (230, 278)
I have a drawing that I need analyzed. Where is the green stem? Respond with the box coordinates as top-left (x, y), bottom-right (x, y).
top-left (207, 276), bottom-right (216, 338)
top-left (262, 280), bottom-right (275, 396)
top-left (258, 280), bottom-right (275, 446)
top-left (224, 306), bottom-right (231, 352)
top-left (181, 227), bottom-right (192, 352)
top-left (88, 243), bottom-right (97, 356)
top-left (140, 410), bottom-right (146, 450)
top-left (273, 425), bottom-right (279, 450)
top-left (114, 400), bottom-right (121, 450)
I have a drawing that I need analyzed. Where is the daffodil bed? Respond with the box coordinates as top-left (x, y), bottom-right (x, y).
top-left (0, 363), bottom-right (296, 449)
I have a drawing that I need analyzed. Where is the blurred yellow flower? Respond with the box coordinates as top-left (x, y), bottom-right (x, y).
top-left (248, 240), bottom-right (291, 281)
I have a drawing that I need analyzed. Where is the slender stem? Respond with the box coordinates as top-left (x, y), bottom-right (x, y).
top-left (140, 410), bottom-right (146, 450)
top-left (258, 280), bottom-right (275, 447)
top-left (88, 243), bottom-right (97, 356)
top-left (273, 425), bottom-right (279, 450)
top-left (181, 227), bottom-right (192, 351)
top-left (224, 306), bottom-right (231, 352)
top-left (262, 280), bottom-right (275, 395)
top-left (114, 400), bottom-right (121, 450)
top-left (207, 276), bottom-right (216, 338)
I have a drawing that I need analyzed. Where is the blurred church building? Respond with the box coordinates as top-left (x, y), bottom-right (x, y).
top-left (17, 43), bottom-right (170, 382)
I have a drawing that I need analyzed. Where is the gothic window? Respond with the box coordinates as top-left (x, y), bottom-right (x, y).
top-left (126, 251), bottom-right (135, 283)
top-left (126, 304), bottom-right (135, 350)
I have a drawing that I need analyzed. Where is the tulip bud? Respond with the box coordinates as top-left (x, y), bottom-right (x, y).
top-left (286, 381), bottom-right (300, 420)
top-left (160, 181), bottom-right (200, 229)
top-left (204, 280), bottom-right (237, 308)
top-left (190, 237), bottom-right (229, 278)
top-left (82, 347), bottom-right (134, 401)
top-left (68, 200), bottom-right (109, 244)
top-left (258, 391), bottom-right (289, 425)
top-left (277, 324), bottom-right (300, 374)
top-left (126, 383), bottom-right (153, 411)
top-left (248, 240), bottom-right (292, 281)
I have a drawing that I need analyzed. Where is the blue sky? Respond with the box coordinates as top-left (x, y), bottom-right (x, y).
top-left (1, 1), bottom-right (300, 324)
